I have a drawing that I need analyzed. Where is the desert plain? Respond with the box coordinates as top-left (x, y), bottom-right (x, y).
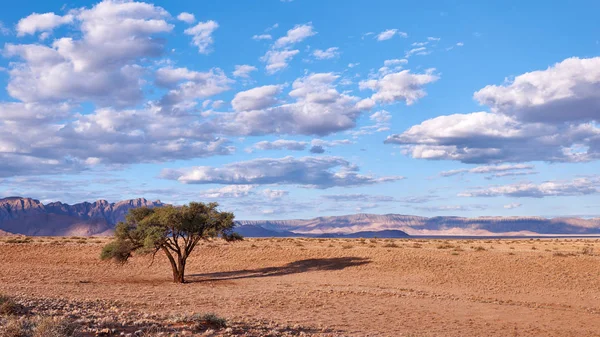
top-left (1, 237), bottom-right (600, 336)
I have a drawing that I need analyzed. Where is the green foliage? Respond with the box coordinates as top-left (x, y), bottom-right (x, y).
top-left (101, 202), bottom-right (241, 283)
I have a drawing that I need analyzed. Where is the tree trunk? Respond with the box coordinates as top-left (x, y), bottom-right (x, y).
top-left (175, 256), bottom-right (186, 283)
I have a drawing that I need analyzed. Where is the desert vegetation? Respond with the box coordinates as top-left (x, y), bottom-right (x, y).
top-left (101, 202), bottom-right (241, 283)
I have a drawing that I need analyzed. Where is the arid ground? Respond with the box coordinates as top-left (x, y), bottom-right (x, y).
top-left (1, 237), bottom-right (600, 336)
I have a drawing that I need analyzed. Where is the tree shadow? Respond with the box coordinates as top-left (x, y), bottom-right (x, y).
top-left (187, 257), bottom-right (370, 282)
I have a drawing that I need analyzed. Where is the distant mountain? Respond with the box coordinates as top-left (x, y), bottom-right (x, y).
top-left (3, 197), bottom-right (600, 237)
top-left (237, 213), bottom-right (600, 236)
top-left (0, 197), bottom-right (164, 236)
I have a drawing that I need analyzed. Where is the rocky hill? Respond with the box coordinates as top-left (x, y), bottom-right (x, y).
top-left (0, 197), bottom-right (164, 236)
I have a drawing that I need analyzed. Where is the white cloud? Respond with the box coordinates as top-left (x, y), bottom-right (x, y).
top-left (262, 189), bottom-right (289, 199)
top-left (201, 185), bottom-right (255, 198)
top-left (376, 29), bottom-right (407, 41)
top-left (383, 59), bottom-right (408, 67)
top-left (233, 64), bottom-right (258, 78)
top-left (274, 23), bottom-right (316, 48)
top-left (0, 21), bottom-right (10, 35)
top-left (313, 47), bottom-right (340, 60)
top-left (261, 49), bottom-right (299, 74)
top-left (161, 156), bottom-right (403, 188)
top-left (250, 140), bottom-right (308, 151)
top-left (156, 67), bottom-right (233, 112)
top-left (504, 203), bottom-right (522, 209)
top-left (16, 12), bottom-right (74, 36)
top-left (405, 47), bottom-right (430, 58)
top-left (388, 57), bottom-right (600, 164)
top-left (474, 57), bottom-right (600, 123)
top-left (231, 85), bottom-right (283, 111)
top-left (4, 1), bottom-right (173, 107)
top-left (184, 20), bottom-right (218, 54)
top-left (359, 69), bottom-right (439, 105)
top-left (252, 34), bottom-right (272, 40)
top-left (219, 73), bottom-right (371, 136)
top-left (177, 12), bottom-right (195, 24)
top-left (459, 178), bottom-right (599, 198)
top-left (440, 164), bottom-right (535, 177)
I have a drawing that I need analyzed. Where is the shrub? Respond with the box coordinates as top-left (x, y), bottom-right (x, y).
top-left (0, 317), bottom-right (30, 337)
top-left (383, 242), bottom-right (399, 248)
top-left (0, 295), bottom-right (26, 316)
top-left (473, 246), bottom-right (486, 252)
top-left (33, 317), bottom-right (77, 337)
top-left (582, 246), bottom-right (595, 256)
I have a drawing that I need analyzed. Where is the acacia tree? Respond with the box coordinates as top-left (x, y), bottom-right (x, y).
top-left (101, 202), bottom-right (241, 283)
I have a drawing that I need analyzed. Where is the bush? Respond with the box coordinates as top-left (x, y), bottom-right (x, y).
top-left (0, 295), bottom-right (26, 316)
top-left (194, 313), bottom-right (227, 329)
top-left (0, 317), bottom-right (30, 337)
top-left (582, 246), bottom-right (595, 256)
top-left (33, 317), bottom-right (77, 337)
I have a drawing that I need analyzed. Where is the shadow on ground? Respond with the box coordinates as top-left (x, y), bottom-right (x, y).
top-left (188, 257), bottom-right (371, 282)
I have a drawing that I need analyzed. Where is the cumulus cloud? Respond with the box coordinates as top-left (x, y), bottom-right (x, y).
top-left (474, 57), bottom-right (600, 124)
top-left (459, 178), bottom-right (599, 198)
top-left (4, 0), bottom-right (173, 107)
top-left (160, 156), bottom-right (403, 188)
top-left (184, 20), bottom-right (218, 54)
top-left (233, 64), bottom-right (257, 78)
top-left (376, 29), bottom-right (407, 41)
top-left (313, 47), bottom-right (340, 60)
top-left (274, 23), bottom-right (316, 48)
top-left (16, 12), bottom-right (74, 36)
top-left (261, 49), bottom-right (299, 74)
top-left (155, 66), bottom-right (233, 112)
top-left (231, 85), bottom-right (283, 111)
top-left (218, 73), bottom-right (372, 136)
top-left (387, 57), bottom-right (600, 164)
top-left (359, 69), bottom-right (439, 105)
top-left (177, 12), bottom-right (195, 24)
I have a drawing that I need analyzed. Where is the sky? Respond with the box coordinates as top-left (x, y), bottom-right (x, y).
top-left (1, 0), bottom-right (600, 220)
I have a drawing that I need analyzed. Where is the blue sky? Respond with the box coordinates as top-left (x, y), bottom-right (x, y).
top-left (1, 0), bottom-right (600, 220)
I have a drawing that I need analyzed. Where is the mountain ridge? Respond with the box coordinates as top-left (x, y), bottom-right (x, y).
top-left (2, 197), bottom-right (600, 237)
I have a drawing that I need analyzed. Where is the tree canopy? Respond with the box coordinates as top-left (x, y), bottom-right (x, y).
top-left (101, 202), bottom-right (241, 283)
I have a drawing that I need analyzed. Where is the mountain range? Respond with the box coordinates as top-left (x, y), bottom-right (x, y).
top-left (2, 197), bottom-right (600, 237)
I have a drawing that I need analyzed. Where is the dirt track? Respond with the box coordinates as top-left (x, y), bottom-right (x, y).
top-left (1, 237), bottom-right (600, 336)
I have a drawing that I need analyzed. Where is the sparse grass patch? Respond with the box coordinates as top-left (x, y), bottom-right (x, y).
top-left (383, 242), bottom-right (399, 248)
top-left (412, 243), bottom-right (422, 249)
top-left (436, 243), bottom-right (455, 249)
top-left (5, 238), bottom-right (33, 244)
top-left (553, 251), bottom-right (576, 257)
top-left (33, 317), bottom-right (77, 337)
top-left (0, 295), bottom-right (26, 316)
top-left (341, 244), bottom-right (354, 249)
top-left (581, 246), bottom-right (595, 256)
top-left (473, 246), bottom-right (486, 252)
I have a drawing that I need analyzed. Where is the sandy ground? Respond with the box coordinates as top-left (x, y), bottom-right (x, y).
top-left (1, 237), bottom-right (600, 336)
